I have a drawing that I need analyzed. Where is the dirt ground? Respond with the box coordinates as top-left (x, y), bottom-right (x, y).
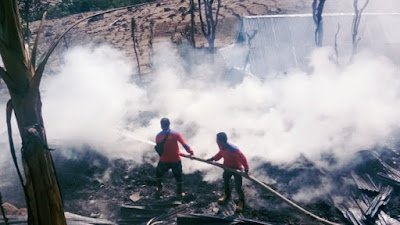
top-left (29, 0), bottom-right (311, 75)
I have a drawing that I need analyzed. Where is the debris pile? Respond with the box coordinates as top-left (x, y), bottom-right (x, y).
top-left (333, 150), bottom-right (400, 225)
top-left (2, 147), bottom-right (399, 224)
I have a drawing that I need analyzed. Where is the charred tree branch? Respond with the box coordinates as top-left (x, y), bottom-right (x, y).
top-left (351, 0), bottom-right (370, 58)
top-left (30, 12), bottom-right (46, 70)
top-left (334, 23), bottom-right (340, 64)
top-left (6, 100), bottom-right (34, 223)
top-left (6, 100), bottom-right (25, 186)
top-left (243, 30), bottom-right (258, 70)
top-left (189, 0), bottom-right (196, 47)
top-left (33, 2), bottom-right (153, 89)
top-left (0, 0), bottom-right (31, 90)
top-left (312, 0), bottom-right (326, 47)
top-left (198, 0), bottom-right (206, 38)
top-left (197, 0), bottom-right (221, 52)
top-left (131, 18), bottom-right (141, 80)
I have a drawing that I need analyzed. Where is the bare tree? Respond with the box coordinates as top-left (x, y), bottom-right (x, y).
top-left (334, 23), bottom-right (340, 64)
top-left (351, 0), bottom-right (370, 58)
top-left (131, 18), bottom-right (142, 80)
top-left (243, 30), bottom-right (258, 71)
top-left (189, 0), bottom-right (196, 47)
top-left (181, 0), bottom-right (197, 48)
top-left (0, 1), bottom-right (67, 224)
top-left (149, 19), bottom-right (155, 51)
top-left (198, 0), bottom-right (221, 52)
top-left (312, 0), bottom-right (326, 47)
top-left (1, 2), bottom-right (141, 224)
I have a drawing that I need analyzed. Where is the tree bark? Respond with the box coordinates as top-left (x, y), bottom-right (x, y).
top-left (351, 0), bottom-right (370, 59)
top-left (0, 1), bottom-right (67, 224)
top-left (198, 0), bottom-right (221, 52)
top-left (189, 0), bottom-right (196, 48)
top-left (131, 18), bottom-right (141, 80)
top-left (312, 0), bottom-right (326, 47)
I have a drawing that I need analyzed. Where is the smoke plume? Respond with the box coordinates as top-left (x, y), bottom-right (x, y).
top-left (1, 40), bottom-right (400, 205)
top-left (37, 42), bottom-right (400, 170)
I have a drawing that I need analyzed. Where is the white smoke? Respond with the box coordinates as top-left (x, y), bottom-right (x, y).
top-left (0, 0), bottom-right (399, 207)
top-left (41, 45), bottom-right (151, 157)
top-left (35, 42), bottom-right (400, 173)
top-left (1, 40), bottom-right (400, 204)
top-left (324, 0), bottom-right (400, 13)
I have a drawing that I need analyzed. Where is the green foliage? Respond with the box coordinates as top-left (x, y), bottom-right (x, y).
top-left (22, 0), bottom-right (155, 21)
top-left (18, 0), bottom-right (49, 22)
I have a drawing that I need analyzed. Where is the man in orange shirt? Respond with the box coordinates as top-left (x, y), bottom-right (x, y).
top-left (207, 132), bottom-right (249, 212)
top-left (155, 118), bottom-right (194, 198)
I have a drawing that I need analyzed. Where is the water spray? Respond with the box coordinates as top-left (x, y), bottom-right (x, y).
top-left (120, 131), bottom-right (156, 146)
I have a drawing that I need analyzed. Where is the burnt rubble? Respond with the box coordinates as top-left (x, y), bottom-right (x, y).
top-left (48, 147), bottom-right (400, 224)
top-left (332, 150), bottom-right (400, 225)
top-left (2, 146), bottom-right (399, 225)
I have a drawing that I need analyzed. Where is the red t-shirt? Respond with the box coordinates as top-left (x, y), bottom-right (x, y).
top-left (213, 143), bottom-right (249, 170)
top-left (155, 129), bottom-right (192, 163)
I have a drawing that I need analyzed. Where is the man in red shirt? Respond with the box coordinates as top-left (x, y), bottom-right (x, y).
top-left (207, 132), bottom-right (249, 212)
top-left (155, 118), bottom-right (194, 198)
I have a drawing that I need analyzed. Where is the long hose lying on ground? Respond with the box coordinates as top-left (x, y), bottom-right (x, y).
top-left (180, 154), bottom-right (342, 225)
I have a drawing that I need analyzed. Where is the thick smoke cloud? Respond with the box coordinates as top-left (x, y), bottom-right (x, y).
top-left (35, 42), bottom-right (400, 173)
top-left (1, 0), bottom-right (399, 206)
top-left (1, 41), bottom-right (400, 181)
top-left (0, 43), bottom-right (399, 205)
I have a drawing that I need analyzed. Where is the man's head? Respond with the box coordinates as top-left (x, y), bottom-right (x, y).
top-left (160, 118), bottom-right (170, 130)
top-left (216, 132), bottom-right (228, 146)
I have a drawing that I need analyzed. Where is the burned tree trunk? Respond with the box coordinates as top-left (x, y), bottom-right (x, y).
top-left (1, 2), bottom-right (150, 225)
top-left (312, 0), bottom-right (326, 47)
top-left (0, 1), bottom-right (67, 224)
top-left (198, 0), bottom-right (221, 52)
top-left (131, 18), bottom-right (142, 80)
top-left (351, 0), bottom-right (370, 59)
top-left (189, 0), bottom-right (196, 48)
top-left (334, 23), bottom-right (340, 64)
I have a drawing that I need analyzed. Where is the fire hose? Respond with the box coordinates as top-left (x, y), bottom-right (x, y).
top-left (180, 154), bottom-right (342, 225)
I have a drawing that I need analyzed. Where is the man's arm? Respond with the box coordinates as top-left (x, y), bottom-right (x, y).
top-left (177, 133), bottom-right (193, 154)
top-left (210, 150), bottom-right (223, 161)
top-left (238, 150), bottom-right (249, 171)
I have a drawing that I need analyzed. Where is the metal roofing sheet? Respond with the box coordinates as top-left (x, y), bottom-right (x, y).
top-left (236, 13), bottom-right (400, 79)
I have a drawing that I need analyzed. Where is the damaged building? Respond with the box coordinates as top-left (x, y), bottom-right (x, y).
top-left (221, 13), bottom-right (400, 225)
top-left (223, 13), bottom-right (400, 80)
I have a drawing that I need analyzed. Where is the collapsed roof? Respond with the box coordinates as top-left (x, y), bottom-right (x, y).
top-left (233, 13), bottom-right (400, 79)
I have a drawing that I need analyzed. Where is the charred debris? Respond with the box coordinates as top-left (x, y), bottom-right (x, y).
top-left (26, 146), bottom-right (397, 225)
top-left (1, 146), bottom-right (399, 224)
top-left (332, 149), bottom-right (400, 225)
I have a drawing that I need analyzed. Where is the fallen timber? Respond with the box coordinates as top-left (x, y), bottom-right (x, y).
top-left (0, 212), bottom-right (115, 225)
top-left (177, 214), bottom-right (274, 225)
top-left (181, 154), bottom-right (343, 225)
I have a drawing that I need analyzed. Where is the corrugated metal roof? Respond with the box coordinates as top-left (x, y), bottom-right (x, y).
top-left (235, 13), bottom-right (400, 79)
